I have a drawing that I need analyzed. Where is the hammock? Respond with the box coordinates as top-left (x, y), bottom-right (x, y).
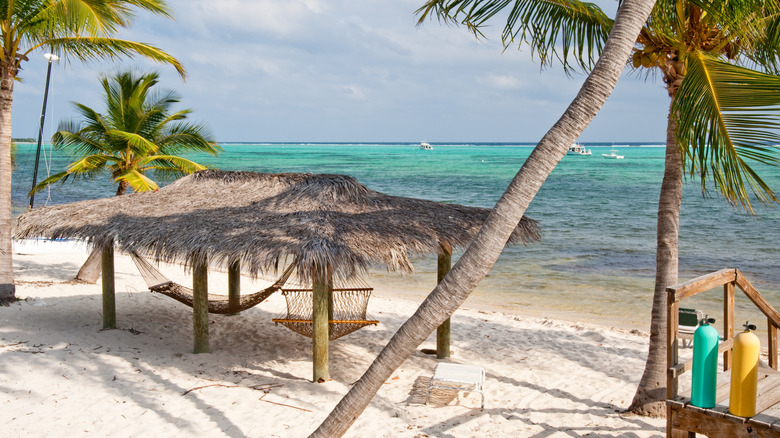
top-left (272, 283), bottom-right (379, 340)
top-left (130, 252), bottom-right (295, 314)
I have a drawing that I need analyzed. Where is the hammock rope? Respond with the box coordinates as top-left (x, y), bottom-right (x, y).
top-left (130, 252), bottom-right (295, 314)
top-left (272, 276), bottom-right (379, 340)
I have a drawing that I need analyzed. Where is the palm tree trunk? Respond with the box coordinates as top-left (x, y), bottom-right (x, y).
top-left (0, 62), bottom-right (16, 304)
top-left (310, 0), bottom-right (657, 434)
top-left (73, 182), bottom-right (129, 283)
top-left (628, 99), bottom-right (682, 415)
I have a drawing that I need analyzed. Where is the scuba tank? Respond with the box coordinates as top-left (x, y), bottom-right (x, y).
top-left (729, 322), bottom-right (760, 417)
top-left (691, 315), bottom-right (719, 408)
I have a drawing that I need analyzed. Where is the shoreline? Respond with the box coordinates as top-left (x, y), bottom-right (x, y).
top-left (2, 239), bottom-right (665, 436)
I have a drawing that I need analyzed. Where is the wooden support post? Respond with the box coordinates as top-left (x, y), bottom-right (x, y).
top-left (312, 268), bottom-right (330, 382)
top-left (724, 281), bottom-right (735, 371)
top-left (769, 320), bottom-right (778, 370)
top-left (667, 288), bottom-right (680, 438)
top-left (227, 260), bottom-right (241, 316)
top-left (193, 259), bottom-right (209, 353)
top-left (101, 242), bottom-right (116, 329)
top-left (437, 242), bottom-right (452, 359)
top-left (667, 289), bottom-right (680, 400)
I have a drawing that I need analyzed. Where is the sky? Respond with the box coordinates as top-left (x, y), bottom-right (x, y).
top-left (11, 0), bottom-right (670, 143)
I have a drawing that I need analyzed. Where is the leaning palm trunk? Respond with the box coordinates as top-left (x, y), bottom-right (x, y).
top-left (0, 63), bottom-right (16, 304)
top-left (628, 99), bottom-right (683, 415)
top-left (310, 0), bottom-right (658, 434)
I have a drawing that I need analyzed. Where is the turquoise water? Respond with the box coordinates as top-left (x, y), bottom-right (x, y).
top-left (11, 142), bottom-right (780, 329)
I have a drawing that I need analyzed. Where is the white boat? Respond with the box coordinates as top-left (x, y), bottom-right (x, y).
top-left (419, 141), bottom-right (433, 150)
top-left (602, 147), bottom-right (624, 159)
top-left (567, 143), bottom-right (591, 155)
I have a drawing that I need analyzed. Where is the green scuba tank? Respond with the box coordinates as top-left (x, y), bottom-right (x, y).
top-left (691, 315), bottom-right (718, 408)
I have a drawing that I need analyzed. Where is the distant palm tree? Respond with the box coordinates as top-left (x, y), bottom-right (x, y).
top-left (32, 70), bottom-right (219, 196)
top-left (32, 70), bottom-right (220, 282)
top-left (412, 0), bottom-right (780, 416)
top-left (0, 0), bottom-right (185, 304)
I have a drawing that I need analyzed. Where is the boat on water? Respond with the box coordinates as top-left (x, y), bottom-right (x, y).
top-left (602, 147), bottom-right (624, 159)
top-left (567, 143), bottom-right (591, 156)
top-left (419, 142), bottom-right (433, 150)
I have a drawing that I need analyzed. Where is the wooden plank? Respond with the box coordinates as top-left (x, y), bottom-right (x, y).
top-left (715, 371), bottom-right (733, 404)
top-left (436, 242), bottom-right (452, 360)
top-left (755, 372), bottom-right (780, 414)
top-left (668, 405), bottom-right (760, 438)
top-left (725, 282), bottom-right (735, 371)
top-left (668, 268), bottom-right (736, 302)
top-left (312, 269), bottom-right (329, 383)
top-left (735, 270), bottom-right (780, 328)
top-left (192, 259), bottom-right (209, 354)
top-left (670, 361), bottom-right (692, 380)
top-left (749, 402), bottom-right (780, 430)
top-left (770, 323), bottom-right (779, 371)
top-left (720, 338), bottom-right (735, 355)
top-left (101, 242), bottom-right (116, 330)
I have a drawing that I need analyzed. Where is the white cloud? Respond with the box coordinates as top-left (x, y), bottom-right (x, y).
top-left (340, 85), bottom-right (366, 100)
top-left (482, 74), bottom-right (524, 90)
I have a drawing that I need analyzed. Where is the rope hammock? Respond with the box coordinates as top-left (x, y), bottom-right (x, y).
top-left (272, 277), bottom-right (379, 340)
top-left (130, 252), bottom-right (295, 314)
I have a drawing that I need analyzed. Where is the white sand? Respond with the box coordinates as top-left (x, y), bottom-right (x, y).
top-left (0, 240), bottom-right (665, 437)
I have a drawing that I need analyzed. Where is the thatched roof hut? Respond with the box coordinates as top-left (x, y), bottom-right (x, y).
top-left (14, 170), bottom-right (540, 282)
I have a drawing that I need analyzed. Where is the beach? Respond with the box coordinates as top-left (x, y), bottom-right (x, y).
top-left (0, 239), bottom-right (667, 437)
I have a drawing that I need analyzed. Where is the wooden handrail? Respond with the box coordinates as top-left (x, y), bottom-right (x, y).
top-left (734, 269), bottom-right (780, 328)
top-left (667, 268), bottom-right (736, 303)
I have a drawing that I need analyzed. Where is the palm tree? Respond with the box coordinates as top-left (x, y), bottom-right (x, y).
top-left (33, 70), bottom-right (219, 196)
top-left (401, 0), bottom-right (780, 416)
top-left (0, 0), bottom-right (185, 304)
top-left (310, 0), bottom-right (659, 435)
top-left (31, 70), bottom-right (220, 282)
top-left (627, 0), bottom-right (780, 414)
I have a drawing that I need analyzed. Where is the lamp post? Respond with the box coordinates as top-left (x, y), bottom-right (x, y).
top-left (29, 53), bottom-right (59, 209)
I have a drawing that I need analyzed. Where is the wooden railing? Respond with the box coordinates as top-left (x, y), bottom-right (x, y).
top-left (666, 268), bottom-right (780, 402)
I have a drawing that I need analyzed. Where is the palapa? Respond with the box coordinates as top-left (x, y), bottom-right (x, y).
top-left (14, 170), bottom-right (540, 282)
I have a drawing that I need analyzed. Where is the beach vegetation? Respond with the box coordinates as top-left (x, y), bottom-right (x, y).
top-left (311, 0), bottom-right (658, 434)
top-left (30, 70), bottom-right (219, 197)
top-left (0, 0), bottom-right (185, 304)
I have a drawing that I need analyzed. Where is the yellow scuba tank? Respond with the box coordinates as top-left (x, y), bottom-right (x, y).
top-left (729, 322), bottom-right (760, 417)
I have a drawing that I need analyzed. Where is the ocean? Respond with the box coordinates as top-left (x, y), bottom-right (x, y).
top-left (10, 142), bottom-right (780, 329)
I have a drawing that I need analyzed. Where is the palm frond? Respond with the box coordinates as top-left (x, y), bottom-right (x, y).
top-left (140, 155), bottom-right (207, 182)
top-left (156, 122), bottom-right (219, 155)
top-left (748, 12), bottom-right (780, 73)
top-left (416, 0), bottom-right (612, 73)
top-left (105, 129), bottom-right (159, 155)
top-left (51, 127), bottom-right (109, 157)
top-left (29, 169), bottom-right (72, 195)
top-left (114, 167), bottom-right (159, 192)
top-left (674, 52), bottom-right (780, 212)
top-left (29, 36), bottom-right (185, 77)
top-left (140, 154), bottom-right (208, 173)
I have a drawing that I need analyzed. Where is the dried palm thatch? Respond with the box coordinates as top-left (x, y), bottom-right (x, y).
top-left (14, 170), bottom-right (540, 283)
